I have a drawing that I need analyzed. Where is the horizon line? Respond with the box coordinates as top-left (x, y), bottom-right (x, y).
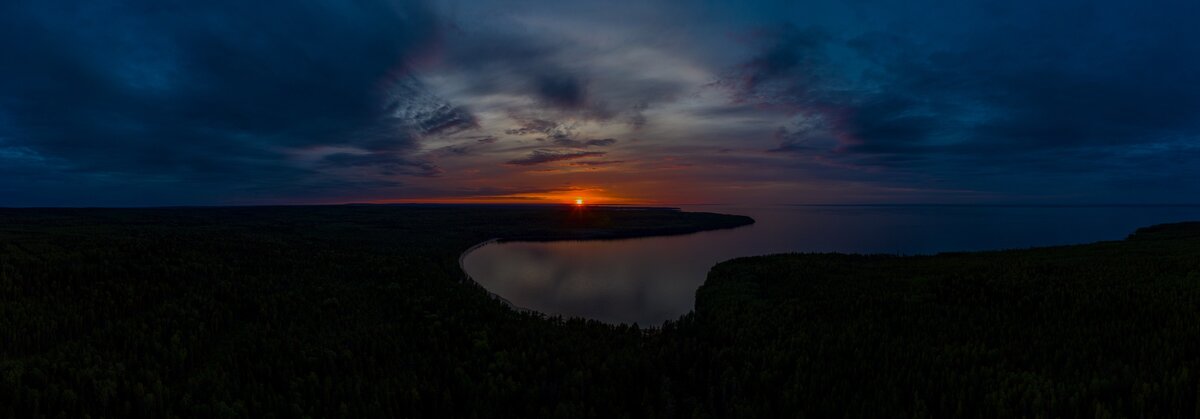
top-left (3, 202), bottom-right (1200, 210)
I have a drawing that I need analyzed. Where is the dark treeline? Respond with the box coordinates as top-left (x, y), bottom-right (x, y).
top-left (667, 222), bottom-right (1200, 418)
top-left (1, 206), bottom-right (1197, 418)
top-left (0, 206), bottom-right (747, 418)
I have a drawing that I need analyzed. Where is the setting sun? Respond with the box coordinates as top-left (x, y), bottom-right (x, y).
top-left (575, 198), bottom-right (584, 205)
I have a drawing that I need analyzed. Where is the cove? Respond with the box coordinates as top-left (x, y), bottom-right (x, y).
top-left (461, 205), bottom-right (1200, 325)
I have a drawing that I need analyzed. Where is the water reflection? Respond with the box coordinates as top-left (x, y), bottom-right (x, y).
top-left (461, 205), bottom-right (1200, 325)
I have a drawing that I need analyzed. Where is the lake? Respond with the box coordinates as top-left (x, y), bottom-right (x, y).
top-left (460, 205), bottom-right (1200, 326)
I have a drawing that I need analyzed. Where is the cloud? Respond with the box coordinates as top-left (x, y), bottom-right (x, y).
top-left (714, 24), bottom-right (834, 109)
top-left (506, 150), bottom-right (606, 166)
top-left (429, 12), bottom-right (695, 126)
top-left (3, 0), bottom-right (1199, 205)
top-left (434, 26), bottom-right (611, 118)
top-left (383, 75), bottom-right (479, 139)
top-left (500, 113), bottom-right (616, 151)
top-left (553, 138), bottom-right (617, 148)
top-left (732, 5), bottom-right (1200, 182)
top-left (320, 152), bottom-right (442, 177)
top-left (505, 118), bottom-right (565, 136)
top-left (628, 101), bottom-right (649, 130)
top-left (570, 160), bottom-right (625, 166)
top-left (535, 74), bottom-right (587, 109)
top-left (766, 113), bottom-right (843, 154)
top-left (502, 117), bottom-right (616, 148)
top-left (428, 136), bottom-right (498, 157)
top-left (0, 0), bottom-right (464, 203)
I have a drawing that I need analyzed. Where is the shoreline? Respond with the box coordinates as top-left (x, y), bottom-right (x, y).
top-left (457, 237), bottom-right (537, 314)
top-left (456, 209), bottom-right (756, 317)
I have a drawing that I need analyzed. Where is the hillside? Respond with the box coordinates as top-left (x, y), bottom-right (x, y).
top-left (671, 222), bottom-right (1200, 417)
top-left (2, 207), bottom-right (1197, 418)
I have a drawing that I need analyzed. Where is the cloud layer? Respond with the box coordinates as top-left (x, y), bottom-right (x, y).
top-left (1, 0), bottom-right (1198, 205)
top-left (0, 0), bottom-right (458, 204)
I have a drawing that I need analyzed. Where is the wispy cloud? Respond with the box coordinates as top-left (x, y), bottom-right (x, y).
top-left (2, 0), bottom-right (1198, 205)
top-left (507, 150), bottom-right (606, 166)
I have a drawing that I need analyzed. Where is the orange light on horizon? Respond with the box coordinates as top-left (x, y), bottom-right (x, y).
top-left (371, 189), bottom-right (654, 205)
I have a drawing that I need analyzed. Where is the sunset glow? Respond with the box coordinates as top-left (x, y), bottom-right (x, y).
top-left (0, 0), bottom-right (1197, 207)
top-left (2, 1), bottom-right (1199, 417)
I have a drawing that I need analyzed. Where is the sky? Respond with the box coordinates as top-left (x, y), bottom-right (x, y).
top-left (1, 0), bottom-right (1198, 206)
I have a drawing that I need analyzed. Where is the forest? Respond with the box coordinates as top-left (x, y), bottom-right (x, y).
top-left (1, 206), bottom-right (1198, 418)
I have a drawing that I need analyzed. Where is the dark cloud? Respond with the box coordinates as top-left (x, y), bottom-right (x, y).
top-left (320, 152), bottom-right (442, 177)
top-left (430, 136), bottom-right (498, 157)
top-left (628, 102), bottom-right (649, 130)
top-left (0, 0), bottom-right (463, 203)
top-left (437, 28), bottom-right (607, 116)
top-left (506, 150), bottom-right (606, 166)
top-left (715, 24), bottom-right (834, 109)
top-left (733, 25), bottom-right (831, 98)
top-left (503, 117), bottom-right (608, 147)
top-left (501, 115), bottom-right (616, 150)
top-left (536, 75), bottom-right (587, 109)
top-left (838, 5), bottom-right (1200, 158)
top-left (570, 160), bottom-right (625, 166)
top-left (433, 19), bottom-right (686, 124)
top-left (383, 75), bottom-right (479, 139)
top-left (505, 118), bottom-right (564, 136)
top-left (768, 125), bottom-right (828, 154)
top-left (736, 1), bottom-right (1200, 192)
top-left (3, 0), bottom-right (1199, 205)
top-left (426, 185), bottom-right (589, 199)
top-left (836, 97), bottom-right (940, 155)
top-left (553, 138), bottom-right (617, 148)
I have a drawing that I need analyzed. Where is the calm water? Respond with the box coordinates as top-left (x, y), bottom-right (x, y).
top-left (461, 205), bottom-right (1200, 325)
